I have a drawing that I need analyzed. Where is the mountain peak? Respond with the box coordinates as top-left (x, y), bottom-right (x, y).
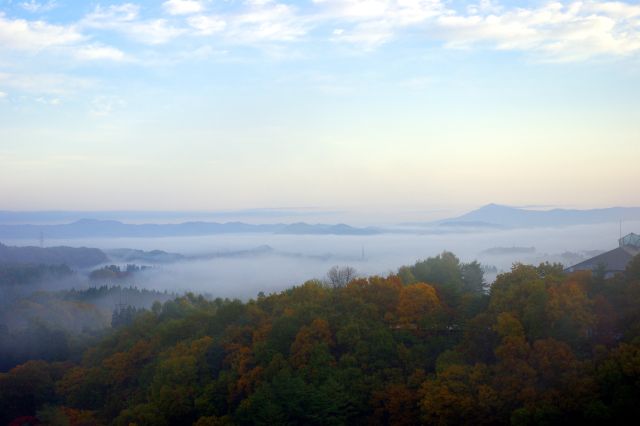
top-left (477, 203), bottom-right (513, 211)
top-left (445, 204), bottom-right (640, 229)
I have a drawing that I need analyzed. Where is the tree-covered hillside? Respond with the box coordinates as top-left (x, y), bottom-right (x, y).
top-left (0, 243), bottom-right (108, 268)
top-left (1, 252), bottom-right (640, 425)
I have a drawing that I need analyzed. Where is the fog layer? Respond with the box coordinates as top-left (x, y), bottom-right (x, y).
top-left (3, 220), bottom-right (636, 299)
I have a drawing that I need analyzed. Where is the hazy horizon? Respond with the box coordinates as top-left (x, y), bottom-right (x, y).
top-left (2, 202), bottom-right (640, 227)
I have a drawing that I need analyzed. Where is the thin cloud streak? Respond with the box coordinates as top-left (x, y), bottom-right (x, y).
top-left (162, 0), bottom-right (204, 16)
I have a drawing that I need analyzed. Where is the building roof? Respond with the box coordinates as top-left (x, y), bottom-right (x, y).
top-left (566, 232), bottom-right (640, 274)
top-left (566, 244), bottom-right (640, 274)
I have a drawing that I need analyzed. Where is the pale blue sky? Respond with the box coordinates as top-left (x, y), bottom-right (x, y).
top-left (1, 0), bottom-right (639, 216)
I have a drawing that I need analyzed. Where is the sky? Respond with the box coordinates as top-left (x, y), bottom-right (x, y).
top-left (0, 0), bottom-right (639, 218)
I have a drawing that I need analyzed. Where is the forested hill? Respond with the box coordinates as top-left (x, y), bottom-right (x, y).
top-left (0, 242), bottom-right (108, 268)
top-left (1, 253), bottom-right (640, 425)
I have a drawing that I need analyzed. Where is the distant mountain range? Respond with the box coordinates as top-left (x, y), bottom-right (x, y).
top-left (0, 219), bottom-right (380, 239)
top-left (1, 204), bottom-right (638, 241)
top-left (432, 204), bottom-right (640, 229)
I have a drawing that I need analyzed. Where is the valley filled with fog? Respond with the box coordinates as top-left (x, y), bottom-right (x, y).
top-left (4, 219), bottom-right (637, 299)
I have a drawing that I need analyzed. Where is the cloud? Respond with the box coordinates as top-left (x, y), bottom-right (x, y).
top-left (315, 1), bottom-right (640, 60)
top-left (0, 12), bottom-right (84, 51)
top-left (227, 1), bottom-right (309, 43)
top-left (127, 19), bottom-right (186, 45)
top-left (20, 1), bottom-right (58, 13)
top-left (588, 1), bottom-right (640, 18)
top-left (466, 0), bottom-right (503, 16)
top-left (318, 0), bottom-right (443, 49)
top-left (0, 12), bottom-right (126, 62)
top-left (0, 91), bottom-right (7, 98)
top-left (3, 0), bottom-right (640, 66)
top-left (80, 1), bottom-right (306, 46)
top-left (313, 0), bottom-right (391, 20)
top-left (187, 14), bottom-right (226, 35)
top-left (74, 44), bottom-right (126, 61)
top-left (331, 20), bottom-right (394, 49)
top-left (82, 4), bottom-right (185, 45)
top-left (82, 3), bottom-right (140, 24)
top-left (434, 1), bottom-right (640, 61)
top-left (163, 0), bottom-right (204, 16)
top-left (315, 0), bottom-right (446, 25)
top-left (35, 96), bottom-right (61, 105)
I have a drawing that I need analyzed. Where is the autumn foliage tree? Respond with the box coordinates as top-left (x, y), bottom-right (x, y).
top-left (3, 253), bottom-right (640, 425)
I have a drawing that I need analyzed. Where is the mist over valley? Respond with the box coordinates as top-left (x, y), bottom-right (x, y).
top-left (3, 204), bottom-right (638, 299)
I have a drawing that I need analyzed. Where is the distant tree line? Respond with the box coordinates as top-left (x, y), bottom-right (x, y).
top-left (89, 264), bottom-right (150, 282)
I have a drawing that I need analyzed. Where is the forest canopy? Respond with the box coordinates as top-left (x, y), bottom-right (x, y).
top-left (1, 252), bottom-right (640, 425)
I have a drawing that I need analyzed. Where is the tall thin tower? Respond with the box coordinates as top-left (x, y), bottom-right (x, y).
top-left (618, 219), bottom-right (624, 247)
